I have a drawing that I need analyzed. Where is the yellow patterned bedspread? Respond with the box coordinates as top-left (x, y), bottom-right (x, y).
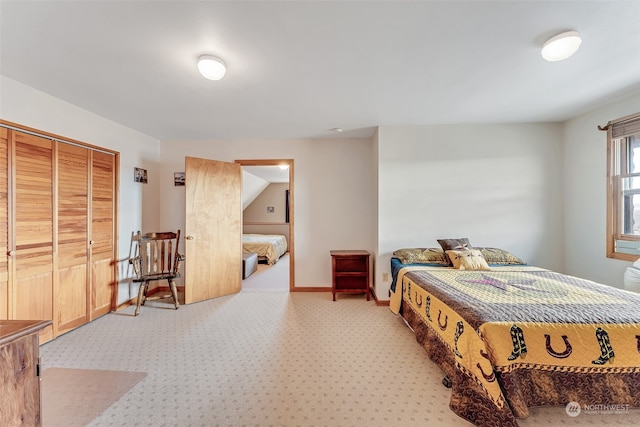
top-left (389, 265), bottom-right (640, 417)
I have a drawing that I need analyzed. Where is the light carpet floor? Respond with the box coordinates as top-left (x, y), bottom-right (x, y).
top-left (241, 253), bottom-right (290, 292)
top-left (39, 290), bottom-right (639, 427)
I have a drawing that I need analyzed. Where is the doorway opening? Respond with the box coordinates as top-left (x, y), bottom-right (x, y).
top-left (236, 159), bottom-right (294, 292)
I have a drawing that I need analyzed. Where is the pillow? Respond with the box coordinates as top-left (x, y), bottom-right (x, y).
top-left (476, 247), bottom-right (526, 265)
top-left (437, 238), bottom-right (472, 265)
top-left (446, 249), bottom-right (491, 271)
top-left (392, 248), bottom-right (448, 265)
top-left (437, 237), bottom-right (472, 251)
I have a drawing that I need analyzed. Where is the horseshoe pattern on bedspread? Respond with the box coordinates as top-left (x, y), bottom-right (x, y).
top-left (438, 310), bottom-right (448, 331)
top-left (415, 292), bottom-right (423, 308)
top-left (477, 350), bottom-right (496, 382)
top-left (545, 334), bottom-right (572, 359)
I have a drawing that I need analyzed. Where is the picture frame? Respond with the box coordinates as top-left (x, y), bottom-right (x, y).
top-left (174, 172), bottom-right (185, 186)
top-left (134, 167), bottom-right (148, 183)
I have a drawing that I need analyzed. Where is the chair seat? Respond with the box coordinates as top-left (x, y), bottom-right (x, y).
top-left (133, 273), bottom-right (181, 283)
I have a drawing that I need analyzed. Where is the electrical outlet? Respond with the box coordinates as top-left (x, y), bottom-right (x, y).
top-left (382, 272), bottom-right (389, 282)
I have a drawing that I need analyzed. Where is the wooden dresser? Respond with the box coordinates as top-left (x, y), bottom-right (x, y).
top-left (330, 250), bottom-right (370, 301)
top-left (0, 320), bottom-right (52, 426)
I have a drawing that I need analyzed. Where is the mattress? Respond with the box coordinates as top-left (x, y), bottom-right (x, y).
top-left (242, 234), bottom-right (287, 265)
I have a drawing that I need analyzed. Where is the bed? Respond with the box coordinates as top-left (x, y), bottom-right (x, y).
top-left (389, 243), bottom-right (640, 427)
top-left (242, 233), bottom-right (287, 265)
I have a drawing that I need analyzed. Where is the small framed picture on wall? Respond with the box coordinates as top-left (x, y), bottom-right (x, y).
top-left (134, 167), bottom-right (148, 183)
top-left (174, 172), bottom-right (185, 186)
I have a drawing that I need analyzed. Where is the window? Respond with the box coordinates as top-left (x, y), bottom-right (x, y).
top-left (606, 113), bottom-right (640, 260)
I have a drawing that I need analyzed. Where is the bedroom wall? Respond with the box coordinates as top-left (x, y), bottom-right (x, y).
top-left (563, 91), bottom-right (640, 289)
top-left (244, 182), bottom-right (289, 223)
top-left (0, 75), bottom-right (162, 305)
top-left (158, 138), bottom-right (377, 288)
top-left (375, 123), bottom-right (564, 300)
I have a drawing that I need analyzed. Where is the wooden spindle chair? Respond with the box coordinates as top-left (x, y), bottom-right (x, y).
top-left (130, 230), bottom-right (184, 316)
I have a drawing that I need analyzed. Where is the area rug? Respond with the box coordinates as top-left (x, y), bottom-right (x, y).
top-left (41, 368), bottom-right (146, 427)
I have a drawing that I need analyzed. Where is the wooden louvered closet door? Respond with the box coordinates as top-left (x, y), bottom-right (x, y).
top-left (0, 128), bottom-right (8, 319)
top-left (0, 121), bottom-right (118, 342)
top-left (12, 131), bottom-right (54, 342)
top-left (90, 150), bottom-right (115, 319)
top-left (56, 143), bottom-right (89, 335)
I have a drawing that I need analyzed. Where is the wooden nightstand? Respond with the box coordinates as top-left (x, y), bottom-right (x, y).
top-left (330, 250), bottom-right (370, 301)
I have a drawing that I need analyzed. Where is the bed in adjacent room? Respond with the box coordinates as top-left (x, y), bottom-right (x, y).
top-left (389, 241), bottom-right (640, 427)
top-left (242, 233), bottom-right (287, 265)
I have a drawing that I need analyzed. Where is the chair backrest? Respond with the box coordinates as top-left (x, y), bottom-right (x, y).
top-left (133, 230), bottom-right (183, 277)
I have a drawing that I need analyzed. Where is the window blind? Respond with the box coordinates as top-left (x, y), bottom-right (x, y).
top-left (611, 113), bottom-right (640, 138)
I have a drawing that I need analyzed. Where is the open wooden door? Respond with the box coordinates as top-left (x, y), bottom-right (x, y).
top-left (184, 156), bottom-right (242, 304)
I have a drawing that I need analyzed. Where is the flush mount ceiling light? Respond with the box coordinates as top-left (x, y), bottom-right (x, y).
top-left (541, 30), bottom-right (582, 62)
top-left (197, 55), bottom-right (226, 80)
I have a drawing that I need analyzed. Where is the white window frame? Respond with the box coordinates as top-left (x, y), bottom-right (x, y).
top-left (606, 112), bottom-right (640, 260)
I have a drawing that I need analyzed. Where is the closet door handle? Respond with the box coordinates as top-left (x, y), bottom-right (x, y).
top-left (185, 236), bottom-right (194, 240)
top-left (7, 250), bottom-right (15, 256)
top-left (89, 240), bottom-right (95, 245)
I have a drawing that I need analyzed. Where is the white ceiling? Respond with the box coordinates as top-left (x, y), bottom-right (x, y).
top-left (243, 165), bottom-right (289, 183)
top-left (1, 1), bottom-right (639, 141)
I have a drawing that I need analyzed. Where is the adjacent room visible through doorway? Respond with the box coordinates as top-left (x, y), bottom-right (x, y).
top-left (237, 159), bottom-right (294, 291)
